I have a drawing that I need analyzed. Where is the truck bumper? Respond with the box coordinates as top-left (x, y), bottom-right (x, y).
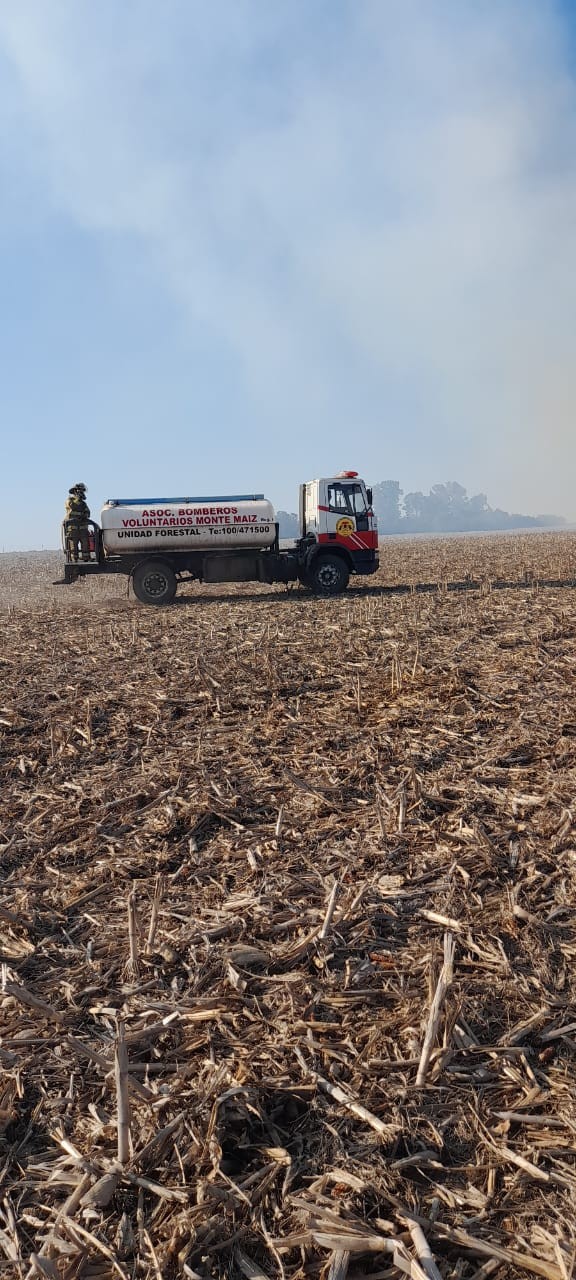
top-left (352, 551), bottom-right (379, 575)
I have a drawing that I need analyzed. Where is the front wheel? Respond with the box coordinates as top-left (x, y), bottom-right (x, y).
top-left (132, 560), bottom-right (177, 606)
top-left (308, 554), bottom-right (350, 596)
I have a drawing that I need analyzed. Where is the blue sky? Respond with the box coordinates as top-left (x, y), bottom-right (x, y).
top-left (1, 0), bottom-right (576, 549)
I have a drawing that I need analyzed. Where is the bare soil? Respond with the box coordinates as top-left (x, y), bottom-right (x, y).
top-left (1, 533), bottom-right (576, 1279)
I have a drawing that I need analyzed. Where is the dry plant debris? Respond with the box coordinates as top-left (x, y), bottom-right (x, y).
top-left (1, 534), bottom-right (576, 1279)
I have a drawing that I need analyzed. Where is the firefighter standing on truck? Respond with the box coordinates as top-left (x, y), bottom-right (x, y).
top-left (64, 484), bottom-right (91, 562)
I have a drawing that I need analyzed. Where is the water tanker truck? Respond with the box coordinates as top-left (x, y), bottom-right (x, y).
top-left (60, 472), bottom-right (379, 605)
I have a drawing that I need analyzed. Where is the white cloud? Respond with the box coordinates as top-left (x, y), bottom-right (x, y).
top-left (0, 0), bottom-right (575, 514)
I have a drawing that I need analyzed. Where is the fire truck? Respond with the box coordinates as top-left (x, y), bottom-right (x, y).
top-left (61, 471), bottom-right (378, 605)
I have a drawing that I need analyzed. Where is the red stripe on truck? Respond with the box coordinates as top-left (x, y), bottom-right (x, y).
top-left (318, 531), bottom-right (378, 550)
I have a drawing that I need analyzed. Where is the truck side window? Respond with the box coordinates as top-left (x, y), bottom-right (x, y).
top-left (328, 485), bottom-right (349, 513)
top-left (328, 483), bottom-right (367, 516)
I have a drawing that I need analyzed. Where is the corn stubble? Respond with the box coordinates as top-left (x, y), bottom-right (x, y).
top-left (1, 534), bottom-right (576, 1280)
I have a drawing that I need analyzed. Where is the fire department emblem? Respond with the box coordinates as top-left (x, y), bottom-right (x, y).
top-left (335, 517), bottom-right (354, 537)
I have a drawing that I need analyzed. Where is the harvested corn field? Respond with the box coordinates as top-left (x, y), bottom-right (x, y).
top-left (2, 533), bottom-right (576, 1280)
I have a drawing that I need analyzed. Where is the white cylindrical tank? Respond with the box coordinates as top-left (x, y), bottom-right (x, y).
top-left (100, 495), bottom-right (276, 554)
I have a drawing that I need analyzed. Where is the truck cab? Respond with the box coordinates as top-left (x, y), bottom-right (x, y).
top-left (299, 472), bottom-right (378, 583)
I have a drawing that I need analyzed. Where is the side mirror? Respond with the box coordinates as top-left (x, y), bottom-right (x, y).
top-left (367, 488), bottom-right (373, 507)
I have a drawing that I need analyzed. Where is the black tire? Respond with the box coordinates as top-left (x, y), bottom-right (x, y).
top-left (132, 560), bottom-right (177, 606)
top-left (308, 553), bottom-right (350, 596)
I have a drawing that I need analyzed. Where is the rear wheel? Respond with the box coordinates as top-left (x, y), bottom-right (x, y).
top-left (132, 560), bottom-right (177, 606)
top-left (308, 554), bottom-right (350, 596)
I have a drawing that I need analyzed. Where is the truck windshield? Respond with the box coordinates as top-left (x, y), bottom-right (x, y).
top-left (327, 483), bottom-right (367, 516)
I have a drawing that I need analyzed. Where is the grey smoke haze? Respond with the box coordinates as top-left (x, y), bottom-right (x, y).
top-left (0, 0), bottom-right (575, 547)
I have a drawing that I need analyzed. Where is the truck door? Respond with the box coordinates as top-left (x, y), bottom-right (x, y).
top-left (326, 481), bottom-right (369, 527)
top-left (323, 480), bottom-right (377, 550)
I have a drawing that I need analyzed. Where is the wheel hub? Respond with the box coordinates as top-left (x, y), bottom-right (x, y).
top-left (318, 563), bottom-right (339, 587)
top-left (143, 572), bottom-right (168, 597)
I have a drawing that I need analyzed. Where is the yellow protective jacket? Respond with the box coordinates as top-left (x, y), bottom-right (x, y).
top-left (65, 495), bottom-right (90, 523)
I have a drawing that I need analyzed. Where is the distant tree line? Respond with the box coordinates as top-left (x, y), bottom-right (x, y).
top-left (371, 481), bottom-right (565, 533)
top-left (277, 481), bottom-right (565, 538)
